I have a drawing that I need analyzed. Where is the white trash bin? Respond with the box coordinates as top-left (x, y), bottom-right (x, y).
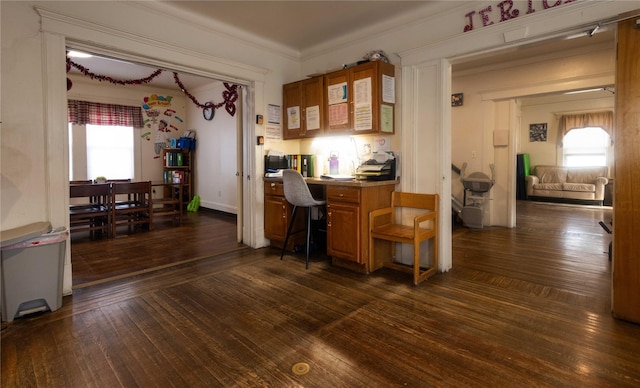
top-left (1, 222), bottom-right (68, 322)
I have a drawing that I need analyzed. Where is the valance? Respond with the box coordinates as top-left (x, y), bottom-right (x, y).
top-left (68, 100), bottom-right (144, 127)
top-left (560, 111), bottom-right (613, 137)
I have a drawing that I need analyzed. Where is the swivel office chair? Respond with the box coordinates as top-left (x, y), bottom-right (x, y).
top-left (280, 169), bottom-right (326, 269)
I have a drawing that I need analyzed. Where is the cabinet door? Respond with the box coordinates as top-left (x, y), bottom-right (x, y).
top-left (283, 76), bottom-right (324, 139)
top-left (301, 76), bottom-right (324, 136)
top-left (327, 201), bottom-right (361, 263)
top-left (324, 69), bottom-right (351, 133)
top-left (350, 62), bottom-right (377, 134)
top-left (351, 61), bottom-right (395, 134)
top-left (283, 81), bottom-right (304, 139)
top-left (264, 195), bottom-right (288, 241)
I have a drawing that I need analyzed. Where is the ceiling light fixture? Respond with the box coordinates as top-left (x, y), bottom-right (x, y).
top-left (67, 50), bottom-right (92, 58)
top-left (588, 24), bottom-right (600, 37)
top-left (564, 88), bottom-right (605, 95)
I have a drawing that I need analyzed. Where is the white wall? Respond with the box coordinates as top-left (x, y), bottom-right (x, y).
top-left (188, 82), bottom-right (239, 214)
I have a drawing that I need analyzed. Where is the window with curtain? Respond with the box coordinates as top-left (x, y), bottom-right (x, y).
top-left (559, 111), bottom-right (613, 168)
top-left (563, 127), bottom-right (610, 167)
top-left (68, 100), bottom-right (142, 180)
top-left (86, 124), bottom-right (134, 180)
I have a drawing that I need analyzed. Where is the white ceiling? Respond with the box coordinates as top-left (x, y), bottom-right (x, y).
top-left (67, 1), bottom-right (614, 93)
top-left (159, 1), bottom-right (441, 53)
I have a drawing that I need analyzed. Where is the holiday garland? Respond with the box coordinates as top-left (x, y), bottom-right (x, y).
top-left (66, 58), bottom-right (238, 116)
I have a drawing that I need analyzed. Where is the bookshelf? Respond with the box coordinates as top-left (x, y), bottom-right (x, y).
top-left (162, 148), bottom-right (193, 206)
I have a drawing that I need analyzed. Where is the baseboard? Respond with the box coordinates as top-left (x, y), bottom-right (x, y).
top-left (528, 196), bottom-right (603, 206)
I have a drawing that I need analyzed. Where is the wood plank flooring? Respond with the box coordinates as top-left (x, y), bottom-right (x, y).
top-left (70, 209), bottom-right (245, 287)
top-left (3, 201), bottom-right (639, 387)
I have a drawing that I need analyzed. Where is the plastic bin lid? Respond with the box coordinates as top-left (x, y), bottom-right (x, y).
top-left (0, 222), bottom-right (52, 248)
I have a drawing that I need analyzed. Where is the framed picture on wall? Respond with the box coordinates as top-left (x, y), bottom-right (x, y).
top-left (529, 123), bottom-right (547, 142)
top-left (451, 93), bottom-right (464, 107)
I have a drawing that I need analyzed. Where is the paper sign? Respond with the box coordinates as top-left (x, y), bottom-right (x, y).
top-left (382, 75), bottom-right (395, 104)
top-left (287, 106), bottom-right (300, 129)
top-left (328, 103), bottom-right (349, 126)
top-left (268, 104), bottom-right (281, 124)
top-left (354, 103), bottom-right (372, 131)
top-left (381, 104), bottom-right (393, 133)
top-left (327, 83), bottom-right (347, 105)
top-left (265, 125), bottom-right (282, 141)
top-left (354, 77), bottom-right (372, 105)
top-left (306, 105), bottom-right (320, 130)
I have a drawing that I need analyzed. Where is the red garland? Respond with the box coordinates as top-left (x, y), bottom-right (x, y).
top-left (67, 58), bottom-right (163, 85)
top-left (173, 73), bottom-right (238, 116)
top-left (66, 58), bottom-right (238, 116)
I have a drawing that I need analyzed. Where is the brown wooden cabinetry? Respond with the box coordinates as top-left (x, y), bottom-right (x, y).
top-left (326, 186), bottom-right (361, 263)
top-left (264, 178), bottom-right (396, 272)
top-left (282, 76), bottom-right (324, 139)
top-left (264, 180), bottom-right (305, 249)
top-left (324, 61), bottom-right (395, 135)
top-left (326, 183), bottom-right (395, 271)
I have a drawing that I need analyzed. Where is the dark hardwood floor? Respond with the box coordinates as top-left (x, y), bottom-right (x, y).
top-left (3, 201), bottom-right (639, 387)
top-left (70, 209), bottom-right (245, 288)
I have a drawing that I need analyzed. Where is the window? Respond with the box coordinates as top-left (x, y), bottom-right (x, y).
top-left (86, 124), bottom-right (134, 180)
top-left (563, 127), bottom-right (610, 167)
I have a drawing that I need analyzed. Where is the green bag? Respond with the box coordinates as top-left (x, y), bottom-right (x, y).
top-left (187, 195), bottom-right (200, 212)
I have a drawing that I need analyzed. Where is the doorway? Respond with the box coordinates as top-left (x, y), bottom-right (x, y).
top-left (65, 48), bottom-right (247, 284)
top-left (450, 29), bottom-right (616, 229)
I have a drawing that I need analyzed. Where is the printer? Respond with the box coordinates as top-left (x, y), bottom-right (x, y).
top-left (355, 152), bottom-right (397, 181)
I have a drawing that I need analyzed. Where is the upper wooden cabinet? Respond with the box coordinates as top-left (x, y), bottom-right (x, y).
top-left (282, 75), bottom-right (324, 139)
top-left (324, 61), bottom-right (395, 135)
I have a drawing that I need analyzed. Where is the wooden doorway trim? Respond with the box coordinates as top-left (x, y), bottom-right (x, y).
top-left (612, 11), bottom-right (640, 323)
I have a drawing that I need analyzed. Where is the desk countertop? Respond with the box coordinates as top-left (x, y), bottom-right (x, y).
top-left (264, 177), bottom-right (399, 188)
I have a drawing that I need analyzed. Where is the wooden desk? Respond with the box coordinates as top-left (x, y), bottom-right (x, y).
top-left (265, 177), bottom-right (398, 273)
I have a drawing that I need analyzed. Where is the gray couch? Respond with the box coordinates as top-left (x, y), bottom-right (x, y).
top-left (525, 165), bottom-right (608, 205)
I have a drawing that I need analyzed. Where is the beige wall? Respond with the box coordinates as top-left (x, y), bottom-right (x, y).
top-left (520, 92), bottom-right (615, 171)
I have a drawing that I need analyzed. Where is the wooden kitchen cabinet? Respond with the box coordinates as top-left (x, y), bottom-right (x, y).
top-left (282, 76), bottom-right (324, 139)
top-left (264, 180), bottom-right (305, 249)
top-left (326, 186), bottom-right (361, 263)
top-left (326, 183), bottom-right (395, 272)
top-left (265, 177), bottom-right (396, 273)
top-left (324, 61), bottom-right (395, 135)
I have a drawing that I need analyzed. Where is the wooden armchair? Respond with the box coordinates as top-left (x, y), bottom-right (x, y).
top-left (69, 183), bottom-right (111, 239)
top-left (369, 192), bottom-right (439, 285)
top-left (111, 181), bottom-right (152, 237)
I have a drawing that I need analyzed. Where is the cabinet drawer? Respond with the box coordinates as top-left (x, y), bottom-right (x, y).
top-left (327, 186), bottom-right (360, 203)
top-left (265, 181), bottom-right (284, 196)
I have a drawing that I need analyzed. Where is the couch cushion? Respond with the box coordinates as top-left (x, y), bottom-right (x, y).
top-left (566, 167), bottom-right (608, 183)
top-left (562, 182), bottom-right (596, 192)
top-left (535, 166), bottom-right (567, 184)
top-left (534, 183), bottom-right (563, 191)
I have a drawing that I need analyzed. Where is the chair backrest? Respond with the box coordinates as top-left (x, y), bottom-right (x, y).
top-left (70, 182), bottom-right (110, 200)
top-left (112, 181), bottom-right (151, 199)
top-left (282, 169), bottom-right (322, 207)
top-left (392, 192), bottom-right (438, 211)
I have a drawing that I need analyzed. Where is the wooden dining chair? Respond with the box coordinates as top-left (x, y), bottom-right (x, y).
top-left (69, 183), bottom-right (111, 239)
top-left (111, 181), bottom-right (153, 237)
top-left (369, 192), bottom-right (439, 285)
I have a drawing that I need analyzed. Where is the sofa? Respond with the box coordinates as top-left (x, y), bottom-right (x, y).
top-left (525, 165), bottom-right (609, 205)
